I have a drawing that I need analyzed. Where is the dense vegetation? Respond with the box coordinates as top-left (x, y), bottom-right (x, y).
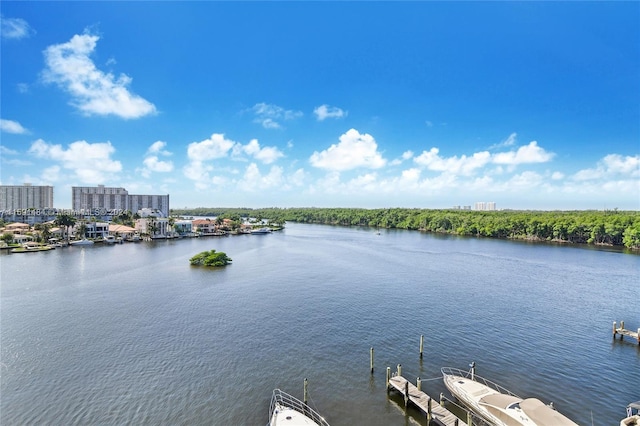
top-left (189, 249), bottom-right (232, 267)
top-left (171, 208), bottom-right (640, 250)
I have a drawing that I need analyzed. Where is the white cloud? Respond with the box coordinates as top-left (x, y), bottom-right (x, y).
top-left (42, 32), bottom-right (156, 119)
top-left (42, 165), bottom-right (61, 182)
top-left (0, 146), bottom-right (19, 155)
top-left (187, 133), bottom-right (235, 161)
top-left (1, 119), bottom-right (28, 134)
top-left (314, 104), bottom-right (347, 121)
top-left (183, 160), bottom-right (214, 190)
top-left (147, 140), bottom-right (172, 156)
top-left (140, 141), bottom-right (174, 177)
top-left (142, 156), bottom-right (174, 175)
top-left (489, 132), bottom-right (518, 150)
top-left (309, 128), bottom-right (386, 171)
top-left (505, 171), bottom-right (545, 189)
top-left (492, 141), bottom-right (553, 165)
top-left (414, 148), bottom-right (491, 175)
top-left (184, 134), bottom-right (236, 188)
top-left (28, 138), bottom-right (122, 183)
top-left (3, 158), bottom-right (32, 167)
top-left (413, 138), bottom-right (553, 177)
top-left (251, 103), bottom-right (302, 129)
top-left (402, 151), bottom-right (414, 160)
top-left (602, 154), bottom-right (640, 177)
top-left (573, 154), bottom-right (640, 181)
top-left (183, 133), bottom-right (287, 190)
top-left (389, 150), bottom-right (414, 166)
top-left (1, 15), bottom-right (34, 39)
top-left (289, 168), bottom-right (306, 187)
top-left (238, 163), bottom-right (284, 191)
top-left (235, 139), bottom-right (284, 164)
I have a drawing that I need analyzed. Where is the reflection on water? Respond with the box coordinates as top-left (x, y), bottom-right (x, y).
top-left (1, 223), bottom-right (638, 425)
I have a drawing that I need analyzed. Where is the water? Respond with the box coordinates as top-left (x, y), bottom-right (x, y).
top-left (1, 222), bottom-right (638, 425)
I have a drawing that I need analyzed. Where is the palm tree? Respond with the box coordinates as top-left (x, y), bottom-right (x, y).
top-left (77, 222), bottom-right (87, 240)
top-left (54, 214), bottom-right (76, 243)
top-left (41, 223), bottom-right (52, 243)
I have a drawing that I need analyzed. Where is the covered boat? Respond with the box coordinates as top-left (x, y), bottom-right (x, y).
top-left (621, 401), bottom-right (640, 426)
top-left (442, 365), bottom-right (578, 426)
top-left (269, 388), bottom-right (329, 426)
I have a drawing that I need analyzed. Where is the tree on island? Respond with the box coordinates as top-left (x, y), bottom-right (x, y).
top-left (189, 250), bottom-right (232, 267)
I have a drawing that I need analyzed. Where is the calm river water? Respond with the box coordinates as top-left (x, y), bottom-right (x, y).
top-left (1, 222), bottom-right (638, 425)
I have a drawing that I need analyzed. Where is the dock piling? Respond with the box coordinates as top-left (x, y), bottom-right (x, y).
top-left (388, 375), bottom-right (461, 425)
top-left (386, 367), bottom-right (391, 388)
top-left (612, 320), bottom-right (640, 345)
top-left (370, 347), bottom-right (374, 373)
top-left (303, 378), bottom-right (308, 405)
top-left (420, 335), bottom-right (424, 359)
top-left (404, 381), bottom-right (409, 405)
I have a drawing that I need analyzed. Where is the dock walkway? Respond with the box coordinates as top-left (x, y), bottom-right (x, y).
top-left (388, 374), bottom-right (464, 426)
top-left (613, 321), bottom-right (640, 345)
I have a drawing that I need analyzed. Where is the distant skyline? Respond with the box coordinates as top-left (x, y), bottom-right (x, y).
top-left (1, 2), bottom-right (638, 210)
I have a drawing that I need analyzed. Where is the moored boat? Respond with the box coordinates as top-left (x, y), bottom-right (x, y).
top-left (621, 401), bottom-right (640, 426)
top-left (442, 364), bottom-right (578, 426)
top-left (11, 245), bottom-right (54, 253)
top-left (269, 389), bottom-right (329, 426)
top-left (251, 227), bottom-right (272, 234)
top-left (70, 239), bottom-right (94, 246)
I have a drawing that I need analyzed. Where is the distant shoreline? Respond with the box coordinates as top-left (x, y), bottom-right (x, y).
top-left (171, 207), bottom-right (640, 251)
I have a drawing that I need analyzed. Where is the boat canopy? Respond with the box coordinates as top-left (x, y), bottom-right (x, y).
top-left (520, 398), bottom-right (578, 426)
top-left (479, 393), bottom-right (521, 408)
top-left (629, 402), bottom-right (640, 410)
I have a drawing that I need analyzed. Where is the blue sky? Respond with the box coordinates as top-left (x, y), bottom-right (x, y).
top-left (1, 2), bottom-right (638, 210)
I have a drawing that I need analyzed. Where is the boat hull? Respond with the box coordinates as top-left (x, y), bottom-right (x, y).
top-left (269, 389), bottom-right (329, 426)
top-left (442, 367), bottom-right (578, 426)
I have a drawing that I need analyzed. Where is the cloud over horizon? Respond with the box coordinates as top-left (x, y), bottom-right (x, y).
top-left (28, 138), bottom-right (122, 184)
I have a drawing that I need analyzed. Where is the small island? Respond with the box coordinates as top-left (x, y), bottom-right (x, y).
top-left (189, 249), bottom-right (232, 267)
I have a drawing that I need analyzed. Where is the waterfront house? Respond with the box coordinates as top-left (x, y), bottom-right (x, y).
top-left (173, 220), bottom-right (193, 237)
top-left (80, 222), bottom-right (110, 239)
top-left (4, 222), bottom-right (30, 234)
top-left (135, 217), bottom-right (169, 239)
top-left (192, 219), bottom-right (218, 235)
top-left (109, 224), bottom-right (137, 238)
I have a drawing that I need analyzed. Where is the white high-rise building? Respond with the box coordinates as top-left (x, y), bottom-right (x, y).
top-left (72, 185), bottom-right (170, 217)
top-left (72, 185), bottom-right (129, 213)
top-left (0, 184), bottom-right (54, 211)
top-left (474, 202), bottom-right (496, 211)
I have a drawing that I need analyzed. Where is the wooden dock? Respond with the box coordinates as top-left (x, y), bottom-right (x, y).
top-left (613, 321), bottom-right (640, 345)
top-left (387, 374), bottom-right (466, 426)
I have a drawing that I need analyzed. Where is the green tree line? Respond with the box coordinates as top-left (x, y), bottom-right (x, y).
top-left (171, 207), bottom-right (640, 250)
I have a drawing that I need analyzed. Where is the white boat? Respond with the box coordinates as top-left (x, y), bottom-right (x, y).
top-left (442, 365), bottom-right (578, 426)
top-left (126, 234), bottom-right (141, 242)
top-left (70, 239), bottom-right (94, 246)
top-left (103, 235), bottom-right (116, 244)
top-left (269, 389), bottom-right (329, 426)
top-left (621, 401), bottom-right (640, 426)
top-left (252, 227), bottom-right (272, 234)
